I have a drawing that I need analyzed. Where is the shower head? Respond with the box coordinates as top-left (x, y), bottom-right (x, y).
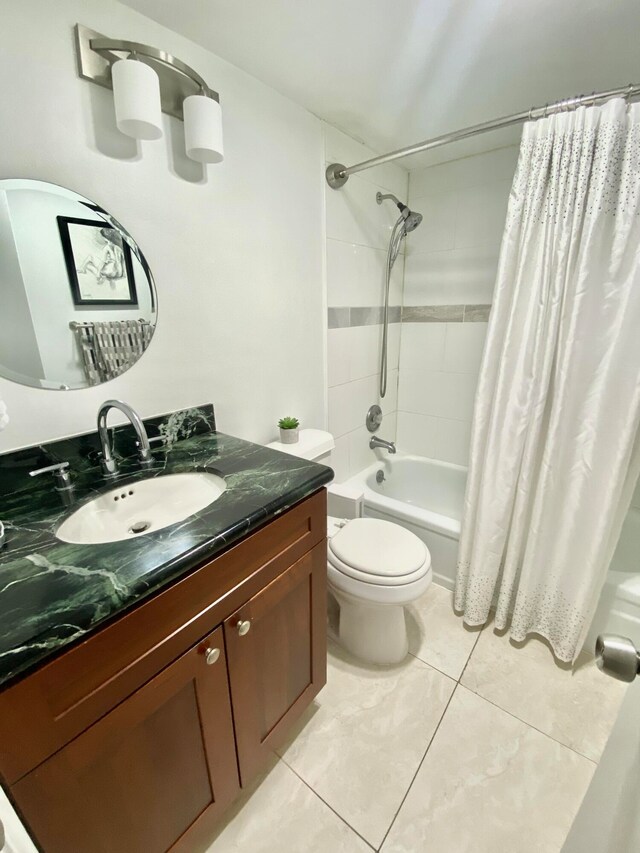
top-left (376, 191), bottom-right (422, 233)
top-left (403, 210), bottom-right (423, 233)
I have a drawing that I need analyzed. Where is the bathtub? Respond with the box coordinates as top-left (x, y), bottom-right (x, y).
top-left (344, 455), bottom-right (467, 589)
top-left (585, 506), bottom-right (640, 651)
top-left (344, 454), bottom-right (640, 650)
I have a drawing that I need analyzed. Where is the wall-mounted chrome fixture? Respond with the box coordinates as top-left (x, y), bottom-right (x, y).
top-left (74, 24), bottom-right (224, 163)
top-left (366, 405), bottom-right (383, 433)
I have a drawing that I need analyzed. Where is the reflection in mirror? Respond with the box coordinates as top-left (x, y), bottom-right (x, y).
top-left (0, 179), bottom-right (157, 390)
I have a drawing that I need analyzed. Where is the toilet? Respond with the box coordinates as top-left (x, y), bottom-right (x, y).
top-left (327, 515), bottom-right (431, 664)
top-left (267, 428), bottom-right (432, 665)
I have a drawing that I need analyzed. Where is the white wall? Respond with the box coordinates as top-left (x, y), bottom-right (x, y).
top-left (397, 146), bottom-right (518, 466)
top-left (397, 322), bottom-right (487, 465)
top-left (404, 146), bottom-right (519, 307)
top-left (323, 125), bottom-right (408, 482)
top-left (0, 0), bottom-right (325, 451)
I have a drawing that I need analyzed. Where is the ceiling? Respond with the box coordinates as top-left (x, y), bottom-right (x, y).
top-left (119, 0), bottom-right (640, 168)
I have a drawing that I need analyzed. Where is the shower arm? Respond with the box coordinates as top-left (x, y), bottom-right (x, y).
top-left (377, 192), bottom-right (403, 208)
top-left (377, 191), bottom-right (410, 220)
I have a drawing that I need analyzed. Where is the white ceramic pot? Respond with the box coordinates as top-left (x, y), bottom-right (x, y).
top-left (279, 427), bottom-right (299, 444)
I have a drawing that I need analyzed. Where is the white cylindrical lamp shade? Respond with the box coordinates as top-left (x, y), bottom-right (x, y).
top-left (183, 95), bottom-right (224, 163)
top-left (111, 58), bottom-right (163, 140)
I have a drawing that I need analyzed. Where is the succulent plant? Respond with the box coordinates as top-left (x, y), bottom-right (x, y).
top-left (278, 416), bottom-right (300, 430)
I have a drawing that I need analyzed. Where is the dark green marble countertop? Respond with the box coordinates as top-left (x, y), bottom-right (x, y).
top-left (0, 406), bottom-right (332, 689)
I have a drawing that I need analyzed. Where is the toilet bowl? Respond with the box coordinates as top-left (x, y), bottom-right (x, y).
top-left (327, 516), bottom-right (431, 665)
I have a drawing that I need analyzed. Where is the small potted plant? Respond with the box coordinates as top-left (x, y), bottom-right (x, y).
top-left (278, 416), bottom-right (300, 444)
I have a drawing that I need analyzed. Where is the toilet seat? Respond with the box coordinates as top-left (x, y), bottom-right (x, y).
top-left (327, 518), bottom-right (430, 587)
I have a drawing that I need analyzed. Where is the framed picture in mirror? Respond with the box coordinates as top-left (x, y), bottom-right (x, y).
top-left (57, 216), bottom-right (138, 306)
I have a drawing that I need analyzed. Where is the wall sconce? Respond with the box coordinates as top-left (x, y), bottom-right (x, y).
top-left (74, 24), bottom-right (224, 163)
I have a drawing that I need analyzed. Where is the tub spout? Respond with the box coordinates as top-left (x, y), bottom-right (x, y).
top-left (370, 435), bottom-right (396, 454)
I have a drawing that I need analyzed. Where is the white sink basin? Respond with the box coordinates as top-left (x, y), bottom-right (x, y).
top-left (56, 472), bottom-right (226, 545)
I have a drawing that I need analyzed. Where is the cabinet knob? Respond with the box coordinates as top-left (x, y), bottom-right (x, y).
top-left (237, 619), bottom-right (251, 636)
top-left (205, 647), bottom-right (220, 665)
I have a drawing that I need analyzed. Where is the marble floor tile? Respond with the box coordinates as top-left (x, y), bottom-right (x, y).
top-left (203, 757), bottom-right (371, 853)
top-left (278, 641), bottom-right (455, 848)
top-left (382, 686), bottom-right (595, 853)
top-left (407, 583), bottom-right (480, 679)
top-left (461, 628), bottom-right (628, 761)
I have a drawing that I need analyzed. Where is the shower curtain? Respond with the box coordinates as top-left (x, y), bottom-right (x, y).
top-left (455, 98), bottom-right (640, 662)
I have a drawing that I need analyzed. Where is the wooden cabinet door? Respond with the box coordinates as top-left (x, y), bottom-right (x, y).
top-left (224, 542), bottom-right (327, 784)
top-left (11, 627), bottom-right (239, 853)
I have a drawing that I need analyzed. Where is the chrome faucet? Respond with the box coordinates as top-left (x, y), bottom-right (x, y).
top-left (369, 435), bottom-right (397, 454)
top-left (97, 400), bottom-right (152, 477)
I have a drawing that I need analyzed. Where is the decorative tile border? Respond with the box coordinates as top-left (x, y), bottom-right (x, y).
top-left (327, 306), bottom-right (401, 329)
top-left (402, 305), bottom-right (463, 322)
top-left (401, 304), bottom-right (491, 323)
top-left (327, 307), bottom-right (350, 329)
top-left (462, 304), bottom-right (491, 322)
top-left (328, 304), bottom-right (491, 328)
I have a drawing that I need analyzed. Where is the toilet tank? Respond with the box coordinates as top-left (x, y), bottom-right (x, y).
top-left (266, 428), bottom-right (334, 462)
top-left (266, 430), bottom-right (363, 517)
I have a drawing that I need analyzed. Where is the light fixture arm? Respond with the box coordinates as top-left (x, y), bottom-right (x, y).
top-left (74, 24), bottom-right (220, 123)
top-left (89, 36), bottom-right (219, 103)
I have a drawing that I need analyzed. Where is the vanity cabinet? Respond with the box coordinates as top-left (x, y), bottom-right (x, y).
top-left (0, 490), bottom-right (327, 853)
top-left (11, 627), bottom-right (240, 853)
top-left (226, 547), bottom-right (326, 785)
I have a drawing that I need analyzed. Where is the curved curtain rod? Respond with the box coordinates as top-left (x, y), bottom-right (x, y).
top-left (326, 83), bottom-right (640, 188)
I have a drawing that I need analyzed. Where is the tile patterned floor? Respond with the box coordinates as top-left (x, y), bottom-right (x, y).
top-left (204, 584), bottom-right (627, 853)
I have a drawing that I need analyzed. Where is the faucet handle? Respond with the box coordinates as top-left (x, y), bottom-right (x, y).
top-left (29, 462), bottom-right (73, 490)
top-left (29, 461), bottom-right (69, 476)
top-left (136, 435), bottom-right (165, 447)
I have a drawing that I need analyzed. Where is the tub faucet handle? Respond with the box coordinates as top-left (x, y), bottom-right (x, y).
top-left (366, 404), bottom-right (383, 432)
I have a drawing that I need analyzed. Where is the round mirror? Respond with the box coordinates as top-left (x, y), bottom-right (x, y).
top-left (0, 178), bottom-right (157, 390)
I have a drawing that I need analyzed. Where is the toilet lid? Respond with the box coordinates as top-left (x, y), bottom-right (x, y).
top-left (328, 518), bottom-right (428, 579)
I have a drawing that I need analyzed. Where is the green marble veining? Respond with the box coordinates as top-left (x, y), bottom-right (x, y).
top-left (0, 405), bottom-right (332, 688)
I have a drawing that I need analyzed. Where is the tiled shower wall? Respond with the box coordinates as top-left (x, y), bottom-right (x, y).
top-left (397, 146), bottom-right (520, 465)
top-left (323, 125), bottom-right (408, 482)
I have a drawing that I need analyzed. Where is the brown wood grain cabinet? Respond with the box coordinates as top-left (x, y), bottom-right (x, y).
top-left (0, 490), bottom-right (327, 853)
top-left (225, 543), bottom-right (327, 784)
